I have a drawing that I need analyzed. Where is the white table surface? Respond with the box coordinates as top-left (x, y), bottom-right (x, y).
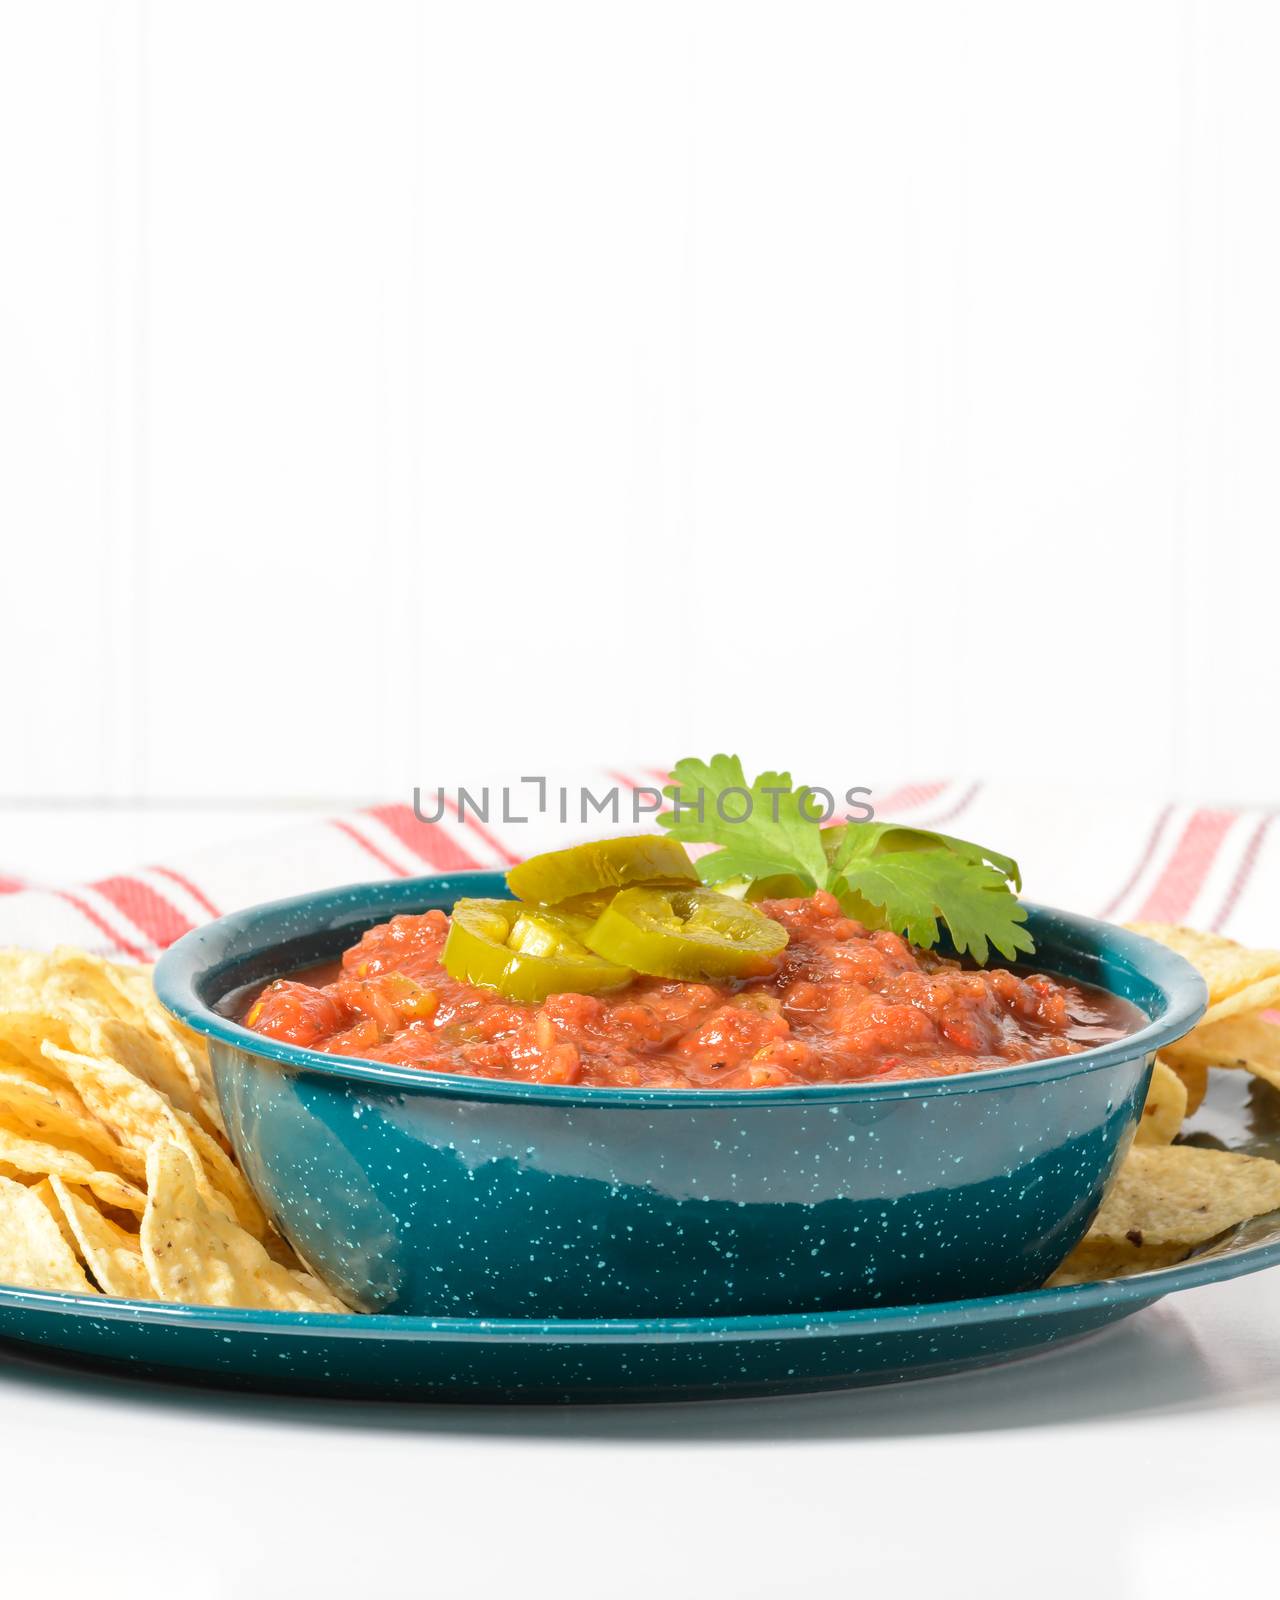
top-left (3, 808), bottom-right (1279, 1598)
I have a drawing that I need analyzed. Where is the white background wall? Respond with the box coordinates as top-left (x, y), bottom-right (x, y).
top-left (2, 1), bottom-right (1277, 809)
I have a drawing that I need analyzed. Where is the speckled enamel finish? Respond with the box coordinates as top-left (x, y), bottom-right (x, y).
top-left (153, 874), bottom-right (1207, 1321)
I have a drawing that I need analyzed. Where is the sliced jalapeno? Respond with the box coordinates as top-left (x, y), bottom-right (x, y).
top-left (506, 836), bottom-right (697, 906)
top-left (583, 886), bottom-right (788, 980)
top-left (443, 899), bottom-right (632, 1003)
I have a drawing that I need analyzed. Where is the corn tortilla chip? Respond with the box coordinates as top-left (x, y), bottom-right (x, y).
top-left (1135, 1058), bottom-right (1188, 1145)
top-left (1126, 922), bottom-right (1280, 1027)
top-left (0, 1059), bottom-right (141, 1177)
top-left (40, 1041), bottom-right (264, 1237)
top-left (100, 963), bottom-right (222, 1132)
top-left (76, 1014), bottom-right (214, 1132)
top-left (291, 1271), bottom-right (350, 1313)
top-left (0, 1173), bottom-right (98, 1294)
top-left (1087, 1144), bottom-right (1280, 1249)
top-left (0, 948), bottom-right (145, 1028)
top-left (0, 1123), bottom-right (145, 1214)
top-left (1163, 1055), bottom-right (1208, 1115)
top-left (49, 1177), bottom-right (154, 1300)
top-left (1163, 1013), bottom-right (1280, 1095)
top-left (0, 949), bottom-right (48, 994)
top-left (176, 1109), bottom-right (267, 1238)
top-left (1045, 1144), bottom-right (1280, 1284)
top-left (0, 1008), bottom-right (73, 1065)
top-left (28, 1177), bottom-right (83, 1259)
top-left (141, 1143), bottom-right (346, 1312)
top-left (0, 949), bottom-right (219, 1132)
top-left (1045, 1239), bottom-right (1190, 1286)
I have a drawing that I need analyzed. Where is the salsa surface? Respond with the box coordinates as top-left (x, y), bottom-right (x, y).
top-left (242, 892), bottom-right (1141, 1089)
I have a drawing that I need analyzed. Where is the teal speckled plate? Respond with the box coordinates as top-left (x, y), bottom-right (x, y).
top-left (1, 1071), bottom-right (1276, 1403)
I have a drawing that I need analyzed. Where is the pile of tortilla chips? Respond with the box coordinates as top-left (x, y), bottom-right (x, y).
top-left (0, 948), bottom-right (350, 1311)
top-left (1048, 922), bottom-right (1280, 1285)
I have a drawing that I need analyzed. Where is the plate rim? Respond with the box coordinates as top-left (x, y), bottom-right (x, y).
top-left (2, 1226), bottom-right (1277, 1345)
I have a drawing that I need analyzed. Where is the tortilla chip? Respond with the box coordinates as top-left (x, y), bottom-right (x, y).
top-left (1162, 1054), bottom-right (1208, 1116)
top-left (1046, 1144), bottom-right (1280, 1285)
top-left (0, 1008), bottom-right (73, 1066)
top-left (39, 1041), bottom-right (263, 1236)
top-left (140, 1143), bottom-right (346, 1312)
top-left (0, 1007), bottom-right (253, 1233)
top-left (75, 1014), bottom-right (213, 1131)
top-left (0, 1173), bottom-right (98, 1294)
top-left (0, 1060), bottom-right (140, 1176)
top-left (99, 964), bottom-right (223, 1132)
top-left (1090, 1144), bottom-right (1280, 1248)
top-left (0, 1122), bottom-right (145, 1214)
top-left (260, 1225), bottom-right (307, 1270)
top-left (0, 948), bottom-right (146, 1026)
top-left (0, 949), bottom-right (48, 995)
top-left (175, 1110), bottom-right (267, 1238)
top-left (28, 1177), bottom-right (83, 1259)
top-left (0, 949), bottom-right (307, 1309)
top-left (1045, 1239), bottom-right (1189, 1286)
top-left (48, 1177), bottom-right (154, 1300)
top-left (290, 1271), bottom-right (351, 1314)
top-left (0, 949), bottom-right (219, 1131)
top-left (1125, 924), bottom-right (1280, 1103)
top-left (1135, 1058), bottom-right (1188, 1144)
top-left (1126, 922), bottom-right (1280, 1027)
top-left (1163, 1013), bottom-right (1280, 1095)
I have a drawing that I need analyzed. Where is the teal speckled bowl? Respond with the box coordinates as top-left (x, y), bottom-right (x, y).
top-left (154, 875), bottom-right (1206, 1320)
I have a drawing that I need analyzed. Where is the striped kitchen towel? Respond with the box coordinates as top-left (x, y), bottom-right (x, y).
top-left (0, 770), bottom-right (1275, 960)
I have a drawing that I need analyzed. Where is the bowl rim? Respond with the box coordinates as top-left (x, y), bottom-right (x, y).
top-left (152, 872), bottom-right (1209, 1109)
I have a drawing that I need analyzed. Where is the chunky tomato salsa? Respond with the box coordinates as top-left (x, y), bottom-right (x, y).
top-left (243, 891), bottom-right (1141, 1089)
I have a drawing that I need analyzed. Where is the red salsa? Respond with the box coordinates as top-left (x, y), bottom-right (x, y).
top-left (242, 892), bottom-right (1141, 1089)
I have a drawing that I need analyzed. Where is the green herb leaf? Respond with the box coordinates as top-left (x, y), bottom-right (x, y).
top-left (659, 755), bottom-right (1032, 964)
top-left (660, 755), bottom-right (830, 890)
top-left (831, 848), bottom-right (1035, 965)
top-left (826, 822), bottom-right (1022, 893)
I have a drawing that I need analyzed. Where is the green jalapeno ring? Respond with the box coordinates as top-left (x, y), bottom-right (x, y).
top-left (443, 898), bottom-right (633, 1004)
top-left (506, 836), bottom-right (698, 907)
top-left (582, 885), bottom-right (788, 981)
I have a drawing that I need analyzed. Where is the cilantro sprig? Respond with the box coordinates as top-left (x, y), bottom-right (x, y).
top-left (658, 755), bottom-right (1033, 965)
